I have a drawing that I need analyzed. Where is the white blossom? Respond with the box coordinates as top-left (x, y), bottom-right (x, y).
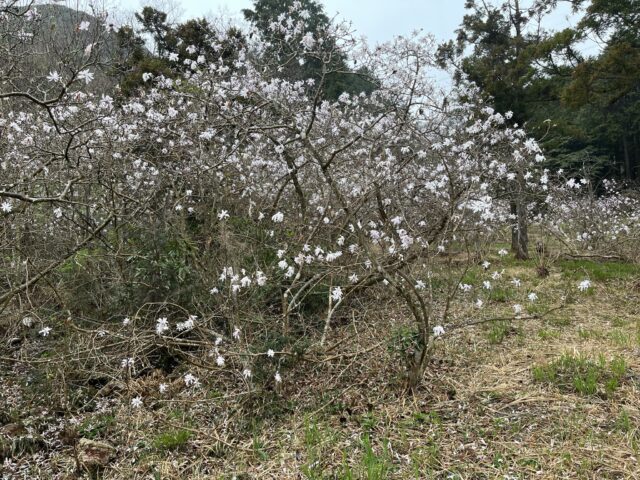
top-left (331, 286), bottom-right (343, 302)
top-left (578, 279), bottom-right (591, 291)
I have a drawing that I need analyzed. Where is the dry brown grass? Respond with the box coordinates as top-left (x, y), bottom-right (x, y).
top-left (2, 258), bottom-right (639, 479)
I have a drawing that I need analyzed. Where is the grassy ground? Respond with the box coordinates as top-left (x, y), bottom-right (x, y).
top-left (1, 257), bottom-right (639, 479)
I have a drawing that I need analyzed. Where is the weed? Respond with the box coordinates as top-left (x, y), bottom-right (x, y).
top-left (532, 353), bottom-right (628, 397)
top-left (559, 260), bottom-right (640, 282)
top-left (78, 414), bottom-right (116, 440)
top-left (152, 429), bottom-right (192, 451)
top-left (615, 410), bottom-right (632, 433)
top-left (360, 434), bottom-right (393, 479)
top-left (487, 321), bottom-right (514, 344)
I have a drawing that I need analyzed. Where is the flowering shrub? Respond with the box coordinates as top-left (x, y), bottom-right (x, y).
top-left (541, 175), bottom-right (640, 261)
top-left (0, 1), bottom-right (602, 400)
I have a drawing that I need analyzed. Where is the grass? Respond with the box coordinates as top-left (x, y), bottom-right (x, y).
top-left (532, 353), bottom-right (628, 397)
top-left (152, 429), bottom-right (192, 451)
top-left (78, 414), bottom-right (116, 440)
top-left (559, 259), bottom-right (640, 281)
top-left (3, 254), bottom-right (640, 479)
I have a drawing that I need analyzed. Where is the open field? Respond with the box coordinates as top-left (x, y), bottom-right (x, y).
top-left (3, 256), bottom-right (639, 479)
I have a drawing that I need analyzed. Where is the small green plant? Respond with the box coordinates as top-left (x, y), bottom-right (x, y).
top-left (251, 434), bottom-right (269, 461)
top-left (487, 321), bottom-right (514, 344)
top-left (301, 417), bottom-right (332, 479)
top-left (609, 329), bottom-right (631, 347)
top-left (537, 328), bottom-right (558, 340)
top-left (152, 429), bottom-right (192, 451)
top-left (615, 410), bottom-right (632, 433)
top-left (360, 434), bottom-right (393, 480)
top-left (78, 414), bottom-right (116, 440)
top-left (532, 353), bottom-right (628, 397)
top-left (489, 286), bottom-right (514, 303)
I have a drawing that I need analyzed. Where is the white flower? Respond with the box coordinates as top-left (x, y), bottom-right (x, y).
top-left (578, 279), bottom-right (591, 292)
top-left (301, 32), bottom-right (315, 49)
top-left (216, 355), bottom-right (225, 367)
top-left (528, 292), bottom-right (538, 302)
top-left (77, 69), bottom-right (94, 84)
top-left (513, 304), bottom-right (523, 315)
top-left (168, 52), bottom-right (179, 62)
top-left (53, 207), bottom-right (63, 218)
top-left (121, 357), bottom-right (134, 368)
top-left (511, 278), bottom-right (521, 288)
top-left (39, 326), bottom-right (52, 336)
top-left (415, 280), bottom-right (426, 290)
top-left (437, 245), bottom-right (446, 253)
top-left (184, 373), bottom-right (200, 387)
top-left (242, 368), bottom-right (252, 379)
top-left (131, 396), bottom-right (143, 408)
top-left (271, 211), bottom-right (284, 223)
top-left (331, 286), bottom-right (343, 302)
top-left (255, 271), bottom-right (267, 286)
top-left (1, 201), bottom-right (12, 213)
top-left (46, 71), bottom-right (61, 83)
top-left (482, 281), bottom-right (492, 290)
top-left (78, 20), bottom-right (90, 31)
top-left (22, 317), bottom-right (33, 327)
top-left (349, 273), bottom-right (359, 283)
top-left (433, 325), bottom-right (445, 337)
top-left (460, 283), bottom-right (472, 292)
top-left (159, 383), bottom-right (168, 394)
top-left (267, 349), bottom-right (275, 358)
top-left (218, 210), bottom-right (229, 221)
top-left (210, 287), bottom-right (219, 294)
top-left (232, 326), bottom-right (241, 340)
top-left (482, 261), bottom-right (491, 269)
top-left (475, 299), bottom-right (484, 308)
top-left (156, 317), bottom-right (169, 335)
top-left (274, 371), bottom-right (282, 383)
top-left (176, 315), bottom-right (197, 332)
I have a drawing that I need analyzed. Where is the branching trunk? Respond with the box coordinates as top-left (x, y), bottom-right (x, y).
top-left (510, 198), bottom-right (529, 260)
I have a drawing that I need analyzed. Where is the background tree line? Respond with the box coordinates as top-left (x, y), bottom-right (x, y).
top-left (438, 0), bottom-right (640, 182)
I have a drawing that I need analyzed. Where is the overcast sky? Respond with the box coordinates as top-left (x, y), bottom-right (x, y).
top-left (145, 0), bottom-right (584, 45)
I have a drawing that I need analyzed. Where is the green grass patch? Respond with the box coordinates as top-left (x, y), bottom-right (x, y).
top-left (152, 429), bottom-right (192, 451)
top-left (537, 328), bottom-right (559, 340)
top-left (532, 353), bottom-right (628, 397)
top-left (487, 321), bottom-right (513, 344)
top-left (559, 260), bottom-right (640, 282)
top-left (78, 414), bottom-right (116, 440)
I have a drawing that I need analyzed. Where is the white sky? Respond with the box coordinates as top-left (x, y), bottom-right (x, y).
top-left (143, 0), bottom-right (585, 45)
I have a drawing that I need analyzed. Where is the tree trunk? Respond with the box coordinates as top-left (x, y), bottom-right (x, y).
top-left (623, 136), bottom-right (632, 180)
top-left (510, 198), bottom-right (529, 260)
